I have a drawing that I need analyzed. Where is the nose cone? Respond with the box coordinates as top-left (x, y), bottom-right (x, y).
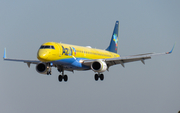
top-left (37, 50), bottom-right (49, 62)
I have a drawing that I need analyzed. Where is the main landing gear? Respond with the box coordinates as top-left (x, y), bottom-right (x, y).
top-left (94, 73), bottom-right (104, 81)
top-left (58, 74), bottom-right (68, 82)
top-left (58, 67), bottom-right (68, 82)
top-left (49, 65), bottom-right (104, 82)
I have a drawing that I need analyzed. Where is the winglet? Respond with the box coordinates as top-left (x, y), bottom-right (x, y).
top-left (3, 48), bottom-right (6, 59)
top-left (166, 43), bottom-right (176, 54)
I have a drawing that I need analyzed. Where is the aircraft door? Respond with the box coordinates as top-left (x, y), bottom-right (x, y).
top-left (56, 43), bottom-right (62, 57)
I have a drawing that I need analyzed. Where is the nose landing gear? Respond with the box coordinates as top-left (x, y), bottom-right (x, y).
top-left (47, 71), bottom-right (51, 75)
top-left (46, 63), bottom-right (52, 75)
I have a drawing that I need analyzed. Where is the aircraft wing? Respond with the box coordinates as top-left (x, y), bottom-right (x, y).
top-left (105, 52), bottom-right (165, 67)
top-left (3, 48), bottom-right (40, 67)
top-left (82, 44), bottom-right (175, 67)
top-left (3, 58), bottom-right (40, 64)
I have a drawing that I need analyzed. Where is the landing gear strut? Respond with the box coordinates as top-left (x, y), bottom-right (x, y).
top-left (46, 63), bottom-right (52, 75)
top-left (94, 73), bottom-right (104, 81)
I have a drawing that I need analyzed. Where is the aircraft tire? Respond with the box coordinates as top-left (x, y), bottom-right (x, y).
top-left (100, 74), bottom-right (104, 81)
top-left (58, 75), bottom-right (63, 82)
top-left (47, 71), bottom-right (51, 75)
top-left (94, 74), bottom-right (98, 81)
top-left (64, 75), bottom-right (68, 82)
top-left (48, 71), bottom-right (51, 75)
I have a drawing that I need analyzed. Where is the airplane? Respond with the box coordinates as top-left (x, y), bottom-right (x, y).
top-left (3, 21), bottom-right (175, 82)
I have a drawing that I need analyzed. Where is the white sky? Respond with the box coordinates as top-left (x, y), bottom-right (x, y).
top-left (0, 1), bottom-right (180, 113)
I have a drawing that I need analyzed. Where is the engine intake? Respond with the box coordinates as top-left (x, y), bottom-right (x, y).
top-left (91, 60), bottom-right (107, 72)
top-left (36, 63), bottom-right (49, 74)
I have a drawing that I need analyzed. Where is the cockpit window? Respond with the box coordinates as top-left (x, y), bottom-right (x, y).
top-left (40, 45), bottom-right (55, 49)
top-left (40, 46), bottom-right (45, 49)
top-left (44, 46), bottom-right (50, 49)
top-left (51, 46), bottom-right (55, 49)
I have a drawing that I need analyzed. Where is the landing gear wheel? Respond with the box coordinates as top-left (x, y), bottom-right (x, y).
top-left (100, 74), bottom-right (104, 81)
top-left (94, 74), bottom-right (98, 81)
top-left (58, 75), bottom-right (63, 82)
top-left (64, 75), bottom-right (68, 82)
top-left (47, 71), bottom-right (51, 75)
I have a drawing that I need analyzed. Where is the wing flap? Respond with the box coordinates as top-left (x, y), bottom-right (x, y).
top-left (105, 56), bottom-right (151, 67)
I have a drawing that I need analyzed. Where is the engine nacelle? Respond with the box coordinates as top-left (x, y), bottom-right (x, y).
top-left (91, 60), bottom-right (107, 73)
top-left (36, 63), bottom-right (49, 74)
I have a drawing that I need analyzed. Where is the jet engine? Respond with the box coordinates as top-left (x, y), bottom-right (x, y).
top-left (36, 63), bottom-right (49, 74)
top-left (91, 60), bottom-right (107, 73)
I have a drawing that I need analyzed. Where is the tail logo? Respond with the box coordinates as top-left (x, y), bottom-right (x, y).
top-left (106, 21), bottom-right (119, 53)
top-left (113, 34), bottom-right (118, 50)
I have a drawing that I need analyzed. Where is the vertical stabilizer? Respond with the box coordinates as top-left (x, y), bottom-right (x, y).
top-left (106, 21), bottom-right (119, 53)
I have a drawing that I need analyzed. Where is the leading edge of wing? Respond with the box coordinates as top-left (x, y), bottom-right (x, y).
top-left (4, 58), bottom-right (40, 64)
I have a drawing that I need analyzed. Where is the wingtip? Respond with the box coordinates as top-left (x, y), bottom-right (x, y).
top-left (3, 48), bottom-right (6, 59)
top-left (166, 43), bottom-right (176, 54)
